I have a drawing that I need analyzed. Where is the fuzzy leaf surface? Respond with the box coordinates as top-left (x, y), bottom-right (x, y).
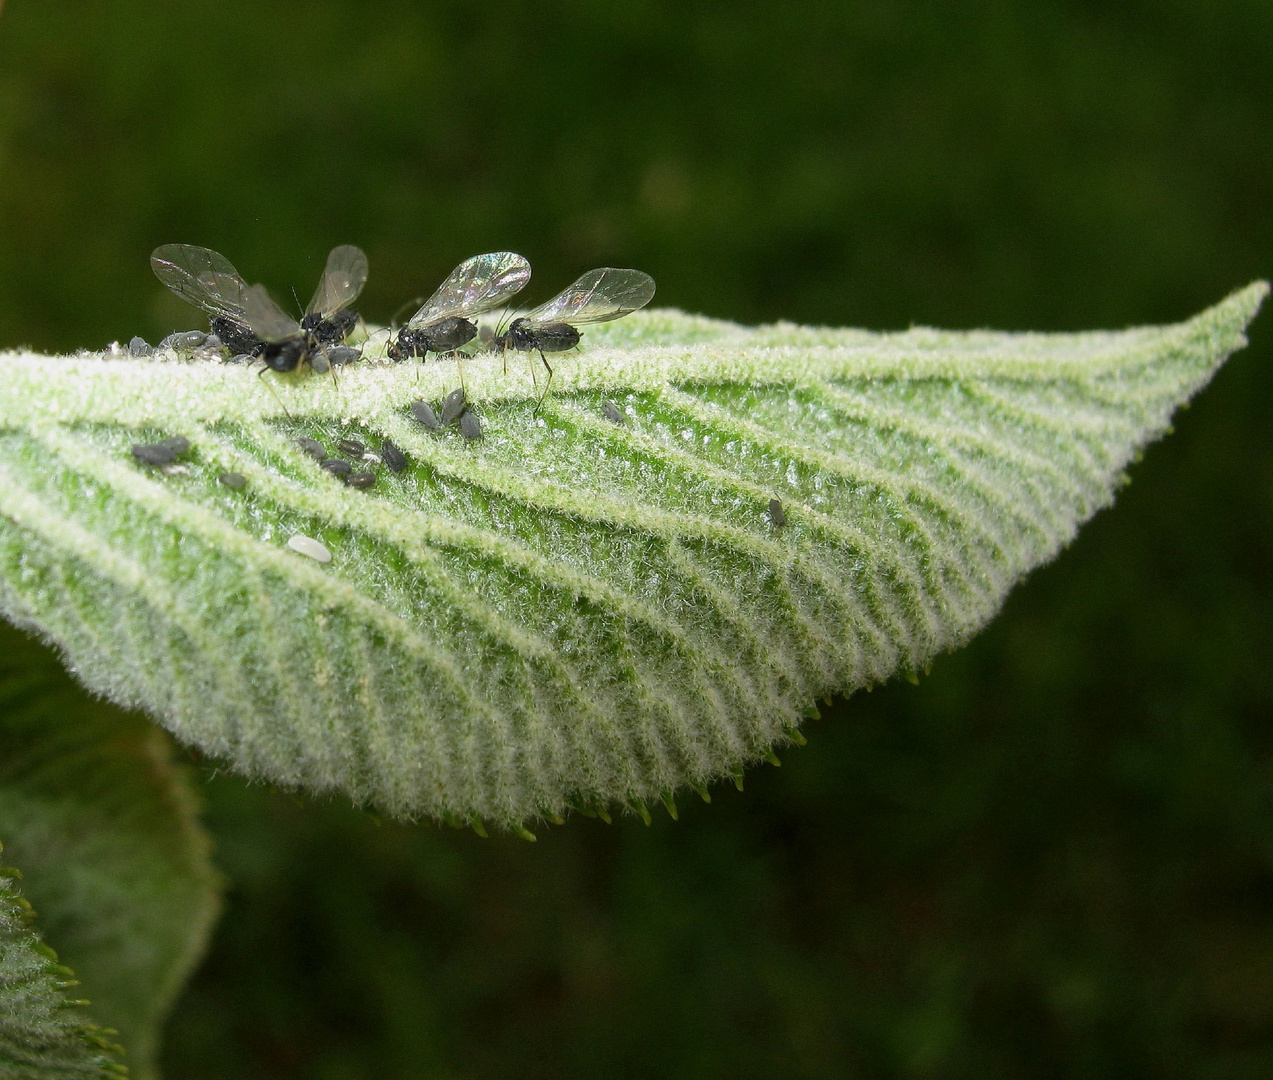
top-left (0, 622), bottom-right (221, 1079)
top-left (0, 286), bottom-right (1264, 827)
top-left (0, 853), bottom-right (125, 1079)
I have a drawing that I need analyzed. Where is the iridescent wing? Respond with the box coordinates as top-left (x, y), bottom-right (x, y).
top-left (522, 268), bottom-right (655, 327)
top-left (407, 252), bottom-right (532, 327)
top-left (243, 284), bottom-right (302, 342)
top-left (306, 245), bottom-right (369, 318)
top-left (150, 244), bottom-right (250, 322)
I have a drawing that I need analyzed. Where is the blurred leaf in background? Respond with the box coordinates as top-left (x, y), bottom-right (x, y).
top-left (0, 620), bottom-right (222, 1080)
top-left (0, 0), bottom-right (1271, 1077)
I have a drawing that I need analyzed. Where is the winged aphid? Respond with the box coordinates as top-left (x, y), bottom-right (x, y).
top-left (242, 244), bottom-right (368, 375)
top-left (388, 252), bottom-right (531, 387)
top-left (496, 267), bottom-right (655, 397)
top-left (151, 245), bottom-right (264, 356)
top-left (152, 243), bottom-right (368, 375)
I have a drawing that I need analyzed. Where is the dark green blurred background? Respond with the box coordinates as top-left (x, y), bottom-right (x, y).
top-left (2, 1), bottom-right (1272, 1076)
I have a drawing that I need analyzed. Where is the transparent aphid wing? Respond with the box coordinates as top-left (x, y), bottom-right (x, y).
top-left (409, 252), bottom-right (532, 326)
top-left (150, 244), bottom-right (250, 321)
top-left (243, 284), bottom-right (302, 342)
top-left (306, 245), bottom-right (369, 317)
top-left (524, 267), bottom-right (656, 326)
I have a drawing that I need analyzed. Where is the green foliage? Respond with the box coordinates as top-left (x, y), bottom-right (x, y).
top-left (1, 2), bottom-right (1271, 1077)
top-left (0, 289), bottom-right (1262, 828)
top-left (0, 850), bottom-right (126, 1079)
top-left (0, 626), bottom-right (221, 1080)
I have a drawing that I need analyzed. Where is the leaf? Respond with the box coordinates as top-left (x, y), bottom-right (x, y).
top-left (0, 284), bottom-right (1264, 828)
top-left (0, 850), bottom-right (126, 1079)
top-left (0, 622), bottom-right (221, 1080)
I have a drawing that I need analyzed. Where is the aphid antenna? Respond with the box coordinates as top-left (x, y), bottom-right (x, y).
top-left (491, 303), bottom-right (527, 376)
top-left (493, 303), bottom-right (524, 342)
top-left (363, 325), bottom-right (392, 361)
top-left (389, 295), bottom-right (424, 330)
top-left (256, 365), bottom-right (293, 419)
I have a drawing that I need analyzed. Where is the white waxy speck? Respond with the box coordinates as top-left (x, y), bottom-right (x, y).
top-left (287, 534), bottom-right (332, 563)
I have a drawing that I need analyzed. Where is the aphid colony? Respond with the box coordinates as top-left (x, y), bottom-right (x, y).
top-left (131, 427), bottom-right (410, 491)
top-left (147, 244), bottom-right (656, 391)
top-left (131, 245), bottom-right (791, 564)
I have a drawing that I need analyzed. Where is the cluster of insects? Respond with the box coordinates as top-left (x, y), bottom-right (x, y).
top-left (147, 244), bottom-right (657, 395)
top-left (130, 244), bottom-right (791, 564)
top-left (409, 387), bottom-right (483, 441)
top-left (132, 427), bottom-right (412, 494)
top-left (295, 431), bottom-right (408, 490)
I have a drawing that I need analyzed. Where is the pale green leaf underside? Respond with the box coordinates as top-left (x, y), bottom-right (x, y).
top-left (0, 619), bottom-right (221, 1080)
top-left (0, 858), bottom-right (125, 1079)
top-left (0, 285), bottom-right (1264, 827)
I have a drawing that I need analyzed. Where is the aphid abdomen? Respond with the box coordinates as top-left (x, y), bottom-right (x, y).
top-left (210, 317), bottom-right (262, 356)
top-left (312, 308), bottom-right (360, 345)
top-left (533, 323), bottom-right (582, 352)
top-left (421, 317), bottom-right (477, 354)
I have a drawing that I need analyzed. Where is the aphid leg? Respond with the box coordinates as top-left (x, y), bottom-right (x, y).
top-left (533, 350), bottom-right (554, 412)
top-left (256, 365), bottom-right (292, 418)
top-left (454, 351), bottom-right (467, 396)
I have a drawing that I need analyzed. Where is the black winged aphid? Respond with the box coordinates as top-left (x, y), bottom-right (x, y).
top-left (241, 245), bottom-right (369, 376)
top-left (496, 267), bottom-right (655, 397)
top-left (151, 244), bottom-right (369, 371)
top-left (298, 244), bottom-right (370, 350)
top-left (150, 244), bottom-right (264, 356)
top-left (388, 252), bottom-right (531, 386)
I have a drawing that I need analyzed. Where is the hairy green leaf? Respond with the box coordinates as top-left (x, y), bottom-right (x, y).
top-left (0, 623), bottom-right (221, 1080)
top-left (0, 850), bottom-right (126, 1079)
top-left (0, 285), bottom-right (1264, 828)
